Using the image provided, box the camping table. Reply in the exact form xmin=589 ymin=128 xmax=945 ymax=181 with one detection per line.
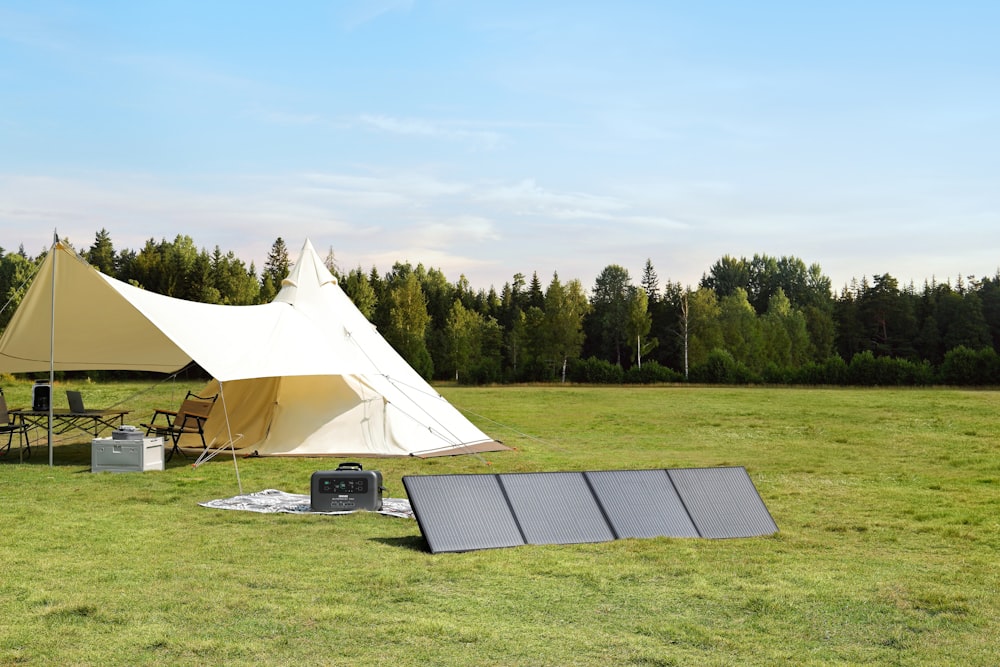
xmin=11 ymin=409 xmax=131 ymax=439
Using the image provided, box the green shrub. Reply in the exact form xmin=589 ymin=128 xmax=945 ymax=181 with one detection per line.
xmin=940 ymin=346 xmax=1000 ymax=385
xmin=689 ymin=349 xmax=759 ymax=384
xmin=761 ymin=362 xmax=790 ymax=384
xmin=623 ymin=360 xmax=683 ymax=384
xmin=821 ymin=355 xmax=850 ymax=384
xmin=567 ymin=357 xmax=625 ymax=383
xmin=459 ymin=358 xmax=503 ymax=385
xmin=847 ymin=350 xmax=934 ymax=386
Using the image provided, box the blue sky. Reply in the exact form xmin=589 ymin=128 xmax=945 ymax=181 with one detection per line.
xmin=2 ymin=1 xmax=998 ymax=293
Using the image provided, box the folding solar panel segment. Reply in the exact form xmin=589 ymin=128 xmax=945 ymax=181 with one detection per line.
xmin=498 ymin=472 xmax=615 ymax=545
xmin=667 ymin=467 xmax=778 ymax=538
xmin=402 ymin=474 xmax=525 ymax=553
xmin=584 ymin=469 xmax=700 ymax=539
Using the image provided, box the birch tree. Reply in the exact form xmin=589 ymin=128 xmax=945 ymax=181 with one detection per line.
xmin=625 ymin=286 xmax=655 ymax=367
xmin=543 ymin=273 xmax=589 ymax=381
xmin=385 ymin=272 xmax=433 ymax=379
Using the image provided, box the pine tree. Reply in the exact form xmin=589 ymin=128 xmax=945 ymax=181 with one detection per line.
xmin=85 ymin=228 xmax=116 ymax=275
xmin=527 ymin=271 xmax=544 ymax=310
xmin=641 ymin=258 xmax=659 ymax=303
xmin=263 ymin=237 xmax=290 ymax=288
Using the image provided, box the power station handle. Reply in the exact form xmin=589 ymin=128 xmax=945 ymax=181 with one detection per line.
xmin=336 ymin=462 xmax=363 ymax=471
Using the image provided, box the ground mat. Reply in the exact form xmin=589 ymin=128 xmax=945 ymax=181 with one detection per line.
xmin=200 ymin=489 xmax=414 ymax=518
xmin=403 ymin=467 xmax=777 ymax=553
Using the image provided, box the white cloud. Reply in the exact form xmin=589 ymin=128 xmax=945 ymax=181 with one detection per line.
xmin=417 ymin=216 xmax=499 ymax=245
xmin=358 ymin=114 xmax=503 ymax=149
xmin=475 ymin=179 xmax=624 ymax=212
xmin=361 ymin=245 xmax=501 ymax=280
xmin=3 ymin=162 xmax=998 ymax=296
xmin=302 ymin=171 xmax=468 ymax=200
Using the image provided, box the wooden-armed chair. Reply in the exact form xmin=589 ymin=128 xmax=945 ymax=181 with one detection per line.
xmin=141 ymin=391 xmax=218 ymax=462
xmin=0 ymin=388 xmax=30 ymax=461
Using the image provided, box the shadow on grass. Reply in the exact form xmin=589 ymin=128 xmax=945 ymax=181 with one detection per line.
xmin=0 ymin=442 xmax=194 ymax=470
xmin=371 ymin=535 xmax=430 ymax=553
xmin=1 ymin=442 xmax=90 ymax=467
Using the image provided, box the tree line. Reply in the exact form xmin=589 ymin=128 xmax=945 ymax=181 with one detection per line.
xmin=2 ymin=230 xmax=999 ymax=386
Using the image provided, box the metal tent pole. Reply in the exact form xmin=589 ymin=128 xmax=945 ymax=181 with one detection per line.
xmin=49 ymin=230 xmax=57 ymax=467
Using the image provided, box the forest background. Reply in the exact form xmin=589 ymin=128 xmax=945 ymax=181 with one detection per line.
xmin=2 ymin=229 xmax=999 ymax=386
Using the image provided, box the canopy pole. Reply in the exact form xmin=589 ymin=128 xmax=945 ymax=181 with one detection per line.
xmin=48 ymin=230 xmax=57 ymax=467
xmin=219 ymin=381 xmax=243 ymax=495
xmin=190 ymin=381 xmax=243 ymax=494
xmin=221 ymin=382 xmax=243 ymax=495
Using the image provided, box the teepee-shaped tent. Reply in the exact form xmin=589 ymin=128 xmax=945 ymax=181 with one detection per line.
xmin=0 ymin=239 xmax=505 ymax=458
xmin=198 ymin=241 xmax=504 ymax=457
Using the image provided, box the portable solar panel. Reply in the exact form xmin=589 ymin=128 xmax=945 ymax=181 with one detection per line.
xmin=498 ymin=472 xmax=615 ymax=545
xmin=402 ymin=474 xmax=525 ymax=553
xmin=667 ymin=466 xmax=778 ymax=538
xmin=403 ymin=467 xmax=777 ymax=553
xmin=584 ymin=469 xmax=700 ymax=539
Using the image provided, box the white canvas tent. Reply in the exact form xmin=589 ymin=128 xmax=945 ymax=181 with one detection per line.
xmin=0 ymin=238 xmax=505 ymax=459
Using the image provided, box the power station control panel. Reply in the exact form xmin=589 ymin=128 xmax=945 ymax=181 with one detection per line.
xmin=317 ymin=476 xmax=369 ymax=495
xmin=310 ymin=464 xmax=383 ymax=512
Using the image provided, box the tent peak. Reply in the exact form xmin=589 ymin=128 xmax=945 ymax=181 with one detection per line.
xmin=279 ymin=239 xmax=338 ymax=294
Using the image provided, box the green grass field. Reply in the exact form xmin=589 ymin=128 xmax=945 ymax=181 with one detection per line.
xmin=1 ymin=381 xmax=998 ymax=666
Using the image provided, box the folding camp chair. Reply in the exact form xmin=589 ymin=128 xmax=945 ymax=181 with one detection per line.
xmin=0 ymin=388 xmax=30 ymax=461
xmin=141 ymin=391 xmax=217 ymax=462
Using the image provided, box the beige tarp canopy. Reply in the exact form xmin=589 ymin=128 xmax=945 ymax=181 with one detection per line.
xmin=0 ymin=239 xmax=505 ymax=457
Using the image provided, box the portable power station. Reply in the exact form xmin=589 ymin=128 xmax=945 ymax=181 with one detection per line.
xmin=32 ymin=381 xmax=50 ymax=411
xmin=310 ymin=462 xmax=385 ymax=512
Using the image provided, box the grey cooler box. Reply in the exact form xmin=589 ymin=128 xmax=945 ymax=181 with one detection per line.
xmin=92 ymin=436 xmax=164 ymax=473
